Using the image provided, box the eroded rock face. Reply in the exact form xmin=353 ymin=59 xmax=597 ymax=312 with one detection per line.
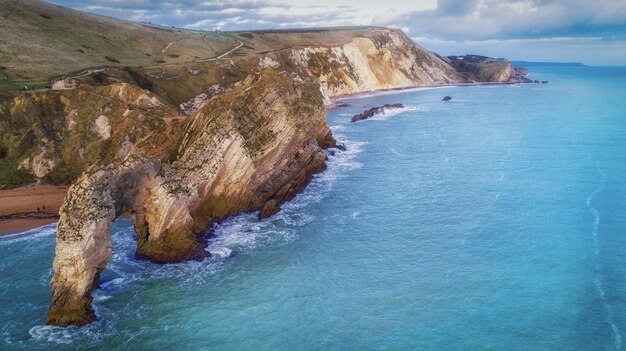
xmin=351 ymin=104 xmax=404 ymax=122
xmin=47 ymin=69 xmax=335 ymax=326
xmin=291 ymin=29 xmax=461 ymax=102
xmin=444 ymin=55 xmax=529 ymax=83
xmin=48 ymin=156 xmax=157 ymax=326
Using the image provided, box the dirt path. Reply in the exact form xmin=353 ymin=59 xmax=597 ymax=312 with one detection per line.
xmin=70 ymin=68 xmax=106 ymax=79
xmin=195 ymin=40 xmax=243 ymax=62
xmin=161 ymin=41 xmax=177 ymax=53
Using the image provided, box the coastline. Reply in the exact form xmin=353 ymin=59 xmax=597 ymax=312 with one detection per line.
xmin=0 ymin=184 xmax=67 ymax=236
xmin=326 ymin=81 xmax=518 ymax=108
xmin=1 ymin=82 xmax=520 ymax=237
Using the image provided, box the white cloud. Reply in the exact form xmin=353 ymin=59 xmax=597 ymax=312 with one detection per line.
xmin=48 ymin=0 xmax=626 ymax=64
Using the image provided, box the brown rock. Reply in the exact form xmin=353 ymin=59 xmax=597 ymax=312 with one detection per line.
xmin=351 ymin=104 xmax=404 ymax=122
xmin=46 ymin=69 xmax=335 ymax=326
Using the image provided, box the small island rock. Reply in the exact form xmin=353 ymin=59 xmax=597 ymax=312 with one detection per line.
xmin=351 ymin=104 xmax=404 ymax=122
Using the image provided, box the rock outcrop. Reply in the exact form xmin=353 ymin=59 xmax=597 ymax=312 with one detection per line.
xmin=291 ymin=29 xmax=461 ymax=103
xmin=46 ymin=69 xmax=335 ymax=326
xmin=351 ymin=104 xmax=404 ymax=122
xmin=445 ymin=55 xmax=527 ymax=83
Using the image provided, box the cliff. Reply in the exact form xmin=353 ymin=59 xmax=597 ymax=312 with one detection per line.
xmin=46 ymin=69 xmax=335 ymax=326
xmin=0 ymin=3 xmax=531 ymax=327
xmin=445 ymin=55 xmax=528 ymax=83
xmin=290 ymin=29 xmax=461 ymax=102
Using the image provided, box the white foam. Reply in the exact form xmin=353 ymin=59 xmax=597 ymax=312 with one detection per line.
xmin=93 ymin=295 xmax=113 ymax=302
xmin=586 ymin=160 xmax=622 ymax=350
xmin=370 ymin=106 xmax=418 ymax=121
xmin=0 ymin=223 xmax=56 ymax=245
xmin=205 ymin=129 xmax=365 ymax=260
xmin=29 ymin=325 xmax=74 ymax=344
xmin=211 ymin=247 xmax=233 ymax=258
xmin=100 ymin=277 xmax=124 ymax=288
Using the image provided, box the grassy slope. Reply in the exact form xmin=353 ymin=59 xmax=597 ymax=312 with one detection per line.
xmin=0 ymin=0 xmax=238 ymax=88
xmin=0 ymin=0 xmax=394 ymax=91
xmin=227 ymin=27 xmax=389 ymax=56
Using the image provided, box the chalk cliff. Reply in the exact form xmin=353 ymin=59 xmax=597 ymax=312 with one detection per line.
xmin=289 ymin=29 xmax=461 ymax=102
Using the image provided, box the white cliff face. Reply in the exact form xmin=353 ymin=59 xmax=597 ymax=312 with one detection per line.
xmin=18 ymin=143 xmax=58 ymax=178
xmin=93 ymin=115 xmax=111 ymax=140
xmin=291 ymin=29 xmax=462 ymax=101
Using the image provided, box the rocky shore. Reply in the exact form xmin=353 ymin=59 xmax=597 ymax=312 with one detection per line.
xmin=351 ymin=104 xmax=404 ymax=122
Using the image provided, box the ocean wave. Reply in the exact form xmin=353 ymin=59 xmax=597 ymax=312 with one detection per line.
xmin=29 ymin=325 xmax=76 ymax=345
xmin=0 ymin=224 xmax=57 ymax=246
xmin=205 ymin=129 xmax=365 ymax=262
xmin=370 ymin=106 xmax=418 ymax=121
xmin=586 ymin=161 xmax=622 ymax=350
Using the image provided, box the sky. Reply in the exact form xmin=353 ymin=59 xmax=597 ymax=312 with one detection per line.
xmin=47 ymin=0 xmax=626 ymax=65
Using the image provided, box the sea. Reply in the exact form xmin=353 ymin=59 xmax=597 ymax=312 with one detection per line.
xmin=1 ymin=65 xmax=626 ymax=350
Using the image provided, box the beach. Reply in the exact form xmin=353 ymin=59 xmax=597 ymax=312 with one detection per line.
xmin=0 ymin=184 xmax=67 ymax=236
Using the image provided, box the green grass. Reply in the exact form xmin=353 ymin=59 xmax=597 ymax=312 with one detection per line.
xmin=0 ymin=0 xmax=238 ymax=86
xmin=0 ymin=80 xmax=52 ymax=93
xmin=0 ymin=157 xmax=36 ymax=189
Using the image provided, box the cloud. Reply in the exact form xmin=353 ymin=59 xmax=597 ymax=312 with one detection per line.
xmin=50 ymin=0 xmax=361 ymax=30
xmin=46 ymin=0 xmax=626 ymax=64
xmin=372 ymin=0 xmax=626 ymax=41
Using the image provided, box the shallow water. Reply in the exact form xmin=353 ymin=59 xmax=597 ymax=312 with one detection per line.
xmin=2 ymin=66 xmax=626 ymax=350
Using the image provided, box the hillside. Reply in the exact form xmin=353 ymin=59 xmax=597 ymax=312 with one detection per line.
xmin=0 ymin=0 xmax=238 ymax=89
xmin=0 ymin=0 xmax=433 ymax=91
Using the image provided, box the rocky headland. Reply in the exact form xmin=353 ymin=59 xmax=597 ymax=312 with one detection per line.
xmin=0 ymin=0 xmax=534 ymax=327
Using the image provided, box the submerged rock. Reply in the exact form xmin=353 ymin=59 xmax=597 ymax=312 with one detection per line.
xmin=351 ymin=104 xmax=404 ymax=122
xmin=442 ymin=96 xmax=452 ymax=101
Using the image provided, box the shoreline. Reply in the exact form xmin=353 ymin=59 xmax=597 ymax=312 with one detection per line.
xmin=1 ymin=82 xmax=520 ymax=237
xmin=326 ymin=81 xmax=518 ymax=108
xmin=0 ymin=184 xmax=68 ymax=236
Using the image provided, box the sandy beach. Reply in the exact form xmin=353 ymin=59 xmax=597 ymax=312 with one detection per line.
xmin=0 ymin=184 xmax=68 ymax=236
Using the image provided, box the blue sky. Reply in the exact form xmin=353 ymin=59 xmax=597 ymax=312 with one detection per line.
xmin=48 ymin=0 xmax=626 ymax=65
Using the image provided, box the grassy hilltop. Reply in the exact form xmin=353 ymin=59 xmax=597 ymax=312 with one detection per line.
xmin=0 ymin=0 xmax=389 ymax=91
xmin=0 ymin=0 xmax=238 ymax=90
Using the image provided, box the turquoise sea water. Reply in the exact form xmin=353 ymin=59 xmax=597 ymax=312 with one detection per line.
xmin=2 ymin=66 xmax=626 ymax=350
